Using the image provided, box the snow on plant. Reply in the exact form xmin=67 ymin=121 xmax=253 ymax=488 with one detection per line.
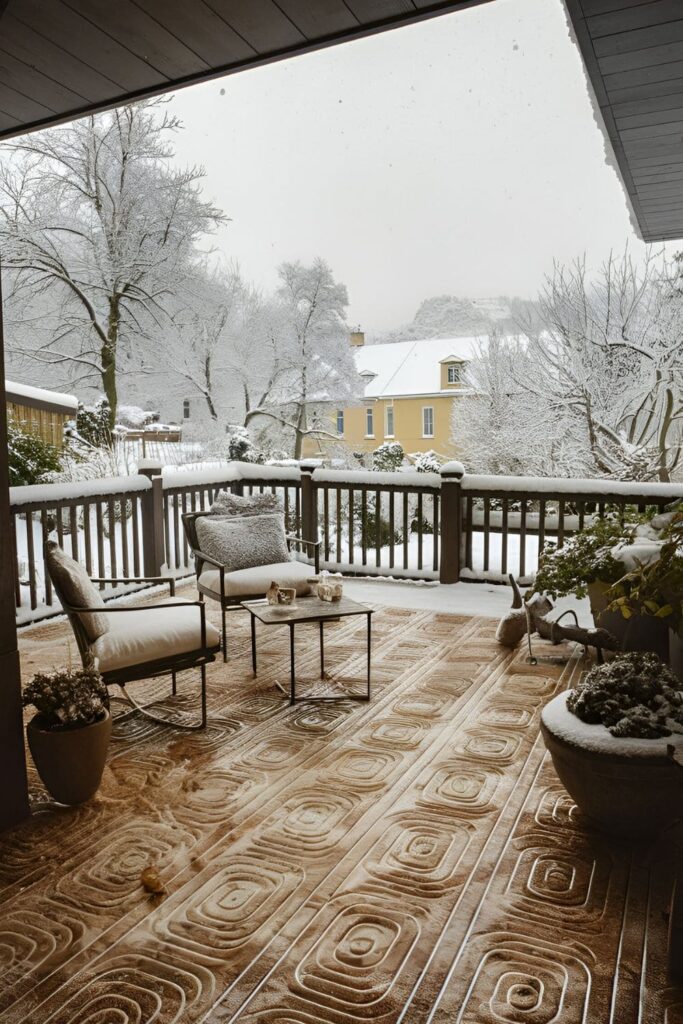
xmin=372 ymin=442 xmax=404 ymax=472
xmin=8 ymin=420 xmax=63 ymax=486
xmin=412 ymin=450 xmax=441 ymax=473
xmin=567 ymin=653 xmax=683 ymax=739
xmin=23 ymin=665 xmax=109 ymax=730
xmin=607 ymin=506 xmax=683 ymax=630
xmin=533 ymin=513 xmax=630 ymax=599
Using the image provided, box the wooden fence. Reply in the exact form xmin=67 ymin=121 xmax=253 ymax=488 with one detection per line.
xmin=10 ymin=460 xmax=683 ymax=624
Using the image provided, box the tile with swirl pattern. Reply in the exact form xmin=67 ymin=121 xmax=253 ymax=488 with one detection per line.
xmin=2 ymin=589 xmax=679 ymax=1024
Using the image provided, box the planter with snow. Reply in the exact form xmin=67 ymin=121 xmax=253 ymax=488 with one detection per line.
xmin=540 ymin=653 xmax=683 ymax=836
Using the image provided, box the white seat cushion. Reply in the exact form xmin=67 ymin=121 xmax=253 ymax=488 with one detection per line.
xmin=89 ymin=597 xmax=220 ymax=673
xmin=198 ymin=561 xmax=313 ymax=600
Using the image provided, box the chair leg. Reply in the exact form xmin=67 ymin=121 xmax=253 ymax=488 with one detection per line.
xmin=171 ymin=671 xmax=177 ymax=696
xmin=114 ymin=677 xmax=207 ymax=732
xmin=222 ymin=606 xmax=227 ymax=662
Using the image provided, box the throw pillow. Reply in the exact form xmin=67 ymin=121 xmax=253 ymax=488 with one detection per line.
xmin=195 ymin=513 xmax=290 ymax=572
xmin=45 ymin=541 xmax=109 ymax=642
xmin=210 ymin=490 xmax=282 ymax=517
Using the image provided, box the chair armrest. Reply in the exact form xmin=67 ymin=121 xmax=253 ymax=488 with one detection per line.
xmin=286 ymin=534 xmax=320 ymax=573
xmin=90 ymin=576 xmax=176 ymax=596
xmin=191 ymin=548 xmax=225 ymax=571
xmin=65 ymin=599 xmax=212 ymax=652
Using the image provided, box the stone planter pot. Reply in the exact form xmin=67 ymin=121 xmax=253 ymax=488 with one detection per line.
xmin=27 ymin=709 xmax=111 ymax=805
xmin=541 ymin=692 xmax=683 ymax=836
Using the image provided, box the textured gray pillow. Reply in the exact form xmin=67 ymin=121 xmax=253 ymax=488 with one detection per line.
xmin=195 ymin=513 xmax=290 ymax=572
xmin=210 ymin=490 xmax=281 ymax=517
xmin=45 ymin=541 xmax=109 ymax=642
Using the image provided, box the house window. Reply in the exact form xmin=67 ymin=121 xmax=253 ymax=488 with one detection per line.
xmin=365 ymin=407 xmax=374 ymax=437
xmin=183 ymin=399 xmax=190 ymax=420
xmin=447 ymin=363 xmax=462 ymax=384
xmin=336 ymin=409 xmax=344 ymax=435
xmin=422 ymin=406 xmax=434 ymax=438
xmin=385 ymin=405 xmax=394 ymax=437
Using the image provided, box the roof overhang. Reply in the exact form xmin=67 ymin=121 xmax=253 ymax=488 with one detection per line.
xmin=563 ymin=0 xmax=683 ymax=243
xmin=0 ymin=0 xmax=493 ymax=142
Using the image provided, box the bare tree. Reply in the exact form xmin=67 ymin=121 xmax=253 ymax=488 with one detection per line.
xmin=0 ymin=100 xmax=225 ymax=425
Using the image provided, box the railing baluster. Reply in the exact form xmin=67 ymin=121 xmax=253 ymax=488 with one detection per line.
xmin=403 ymin=492 xmax=409 ymax=570
xmin=163 ymin=493 xmax=171 ymax=571
xmin=538 ymin=499 xmax=546 ymax=562
xmin=361 ymin=489 xmax=368 ymax=566
xmin=181 ymin=491 xmax=189 ymax=568
xmin=501 ymin=498 xmax=508 ymax=576
xmin=96 ymin=502 xmax=105 ymax=588
xmin=417 ymin=493 xmax=423 ymax=571
xmin=579 ymin=500 xmax=585 ymax=531
xmin=40 ymin=509 xmax=52 ymax=606
xmin=132 ymin=497 xmax=140 ymax=577
xmin=389 ymin=490 xmax=395 ymax=570
xmin=336 ymin=488 xmax=342 ymax=565
xmin=12 ymin=514 xmax=21 ymax=608
xmin=173 ymin=493 xmax=181 ymax=570
xmin=557 ymin=499 xmax=565 ymax=548
xmin=25 ymin=511 xmax=37 ymax=610
xmin=107 ymin=497 xmax=117 ymax=583
xmin=465 ymin=497 xmax=473 ymax=570
xmin=348 ymin=489 xmax=354 ymax=565
xmin=520 ymin=496 xmax=527 ymax=578
xmin=433 ymin=492 xmax=439 ymax=572
xmin=295 ymin=487 xmax=301 ymax=537
xmin=120 ymin=498 xmax=130 ymax=578
xmin=83 ymin=502 xmax=92 ymax=577
xmin=69 ymin=505 xmax=79 ymax=561
xmin=375 ymin=489 xmax=381 ymax=568
xmin=483 ymin=497 xmax=490 ymax=572
xmin=323 ymin=487 xmax=330 ymax=562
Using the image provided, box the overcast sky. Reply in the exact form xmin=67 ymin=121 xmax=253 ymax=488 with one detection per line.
xmin=168 ymin=0 xmax=658 ymax=333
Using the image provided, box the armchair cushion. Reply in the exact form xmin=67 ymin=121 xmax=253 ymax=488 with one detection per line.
xmin=196 ymin=512 xmax=289 ymax=573
xmin=210 ymin=490 xmax=281 ymax=517
xmin=45 ymin=541 xmax=109 ymax=642
xmin=89 ymin=597 xmax=219 ymax=673
xmin=198 ymin=560 xmax=312 ymax=600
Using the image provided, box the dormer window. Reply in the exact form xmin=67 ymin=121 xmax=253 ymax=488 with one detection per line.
xmin=447 ymin=363 xmax=462 ymax=384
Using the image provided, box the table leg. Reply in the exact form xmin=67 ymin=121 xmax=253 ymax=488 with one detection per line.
xmin=250 ymin=613 xmax=257 ymax=675
xmin=320 ymin=619 xmax=325 ymax=678
xmin=290 ymin=623 xmax=296 ymax=705
xmin=366 ymin=612 xmax=372 ymax=700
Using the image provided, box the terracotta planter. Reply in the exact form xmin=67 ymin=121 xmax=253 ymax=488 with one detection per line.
xmin=541 ymin=692 xmax=683 ymax=836
xmin=27 ymin=710 xmax=111 ymax=805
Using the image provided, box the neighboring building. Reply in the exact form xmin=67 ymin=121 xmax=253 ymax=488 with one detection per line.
xmin=303 ymin=333 xmax=477 ymax=459
xmin=6 ymin=380 xmax=78 ymax=447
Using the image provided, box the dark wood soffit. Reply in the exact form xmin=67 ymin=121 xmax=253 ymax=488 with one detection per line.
xmin=0 ymin=0 xmax=494 ymax=142
xmin=565 ymin=0 xmax=683 ymax=243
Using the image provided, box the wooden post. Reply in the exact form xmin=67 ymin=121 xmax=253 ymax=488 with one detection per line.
xmin=0 ymin=259 xmax=30 ymax=831
xmin=439 ymin=461 xmax=465 ymax=584
xmin=139 ymin=462 xmax=165 ymax=576
xmin=300 ymin=462 xmax=318 ymax=562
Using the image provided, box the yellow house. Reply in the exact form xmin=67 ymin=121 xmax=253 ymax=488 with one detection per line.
xmin=304 ymin=333 xmax=476 ymax=460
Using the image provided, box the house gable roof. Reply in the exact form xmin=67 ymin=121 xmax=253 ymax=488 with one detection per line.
xmin=354 ymin=336 xmax=478 ymax=399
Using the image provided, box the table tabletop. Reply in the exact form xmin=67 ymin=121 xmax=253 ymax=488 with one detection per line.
xmin=241 ymin=594 xmax=372 ymax=625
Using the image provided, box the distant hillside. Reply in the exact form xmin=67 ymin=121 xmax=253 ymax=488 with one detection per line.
xmin=373 ymin=295 xmax=542 ymax=342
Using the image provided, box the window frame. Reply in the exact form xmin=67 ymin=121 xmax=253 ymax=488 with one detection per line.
xmin=422 ymin=405 xmax=434 ymax=438
xmin=336 ymin=409 xmax=344 ymax=436
xmin=447 ymin=363 xmax=462 ymax=384
xmin=365 ymin=406 xmax=375 ymax=438
xmin=183 ymin=399 xmax=191 ymax=420
xmin=385 ymin=404 xmax=394 ymax=438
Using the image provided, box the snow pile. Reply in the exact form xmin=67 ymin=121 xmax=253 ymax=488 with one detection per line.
xmin=313 ymin=467 xmax=440 ymax=488
xmin=6 ymin=379 xmax=78 ymax=412
xmin=10 ymin=474 xmax=151 ymax=506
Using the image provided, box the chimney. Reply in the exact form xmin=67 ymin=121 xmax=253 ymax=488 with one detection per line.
xmin=350 ymin=330 xmax=365 ymax=347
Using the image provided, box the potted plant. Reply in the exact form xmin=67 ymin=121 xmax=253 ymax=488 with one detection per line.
xmin=605 ymin=509 xmax=683 ymax=665
xmin=541 ymin=652 xmax=683 ymax=835
xmin=23 ymin=663 xmax=111 ymax=805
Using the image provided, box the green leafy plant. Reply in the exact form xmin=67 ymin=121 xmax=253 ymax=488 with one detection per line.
xmin=567 ymin=652 xmax=683 ymax=738
xmin=607 ymin=531 xmax=683 ymax=631
xmin=372 ymin=442 xmax=404 ymax=472
xmin=533 ymin=514 xmax=629 ymax=599
xmin=23 ymin=666 xmax=109 ymax=730
xmin=8 ymin=421 xmax=63 ymax=486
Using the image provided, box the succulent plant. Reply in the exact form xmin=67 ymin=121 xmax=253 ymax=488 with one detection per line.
xmin=23 ymin=666 xmax=109 ymax=730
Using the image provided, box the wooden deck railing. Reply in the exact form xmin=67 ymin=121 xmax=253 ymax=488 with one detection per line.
xmin=11 ymin=459 xmax=683 ymax=623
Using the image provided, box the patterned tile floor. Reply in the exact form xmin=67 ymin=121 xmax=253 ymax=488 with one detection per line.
xmin=2 ymin=592 xmax=681 ymax=1023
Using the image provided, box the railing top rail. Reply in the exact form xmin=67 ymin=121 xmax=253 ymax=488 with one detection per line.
xmin=161 ymin=462 xmax=302 ymax=491
xmin=312 ymin=468 xmax=441 ymax=490
xmin=10 ymin=473 xmax=151 ymax=509
xmin=461 ymin=473 xmax=683 ymax=501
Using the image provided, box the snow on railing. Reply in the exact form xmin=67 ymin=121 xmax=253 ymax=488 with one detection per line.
xmin=10 ymin=460 xmax=683 ymax=624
